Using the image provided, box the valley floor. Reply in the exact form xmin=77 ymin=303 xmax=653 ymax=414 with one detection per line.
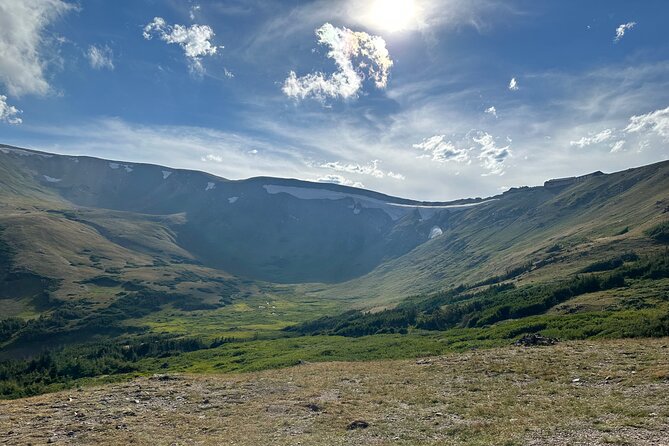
xmin=1 ymin=338 xmax=668 ymax=445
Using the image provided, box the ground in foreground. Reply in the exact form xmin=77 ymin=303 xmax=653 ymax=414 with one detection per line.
xmin=1 ymin=338 xmax=668 ymax=446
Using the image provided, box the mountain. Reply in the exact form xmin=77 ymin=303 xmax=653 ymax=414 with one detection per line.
xmin=1 ymin=143 xmax=668 ymax=398
xmin=0 ymin=144 xmax=484 ymax=285
xmin=1 ymin=143 xmax=668 ymax=307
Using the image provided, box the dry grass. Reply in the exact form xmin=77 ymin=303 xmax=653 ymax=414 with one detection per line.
xmin=2 ymin=338 xmax=668 ymax=445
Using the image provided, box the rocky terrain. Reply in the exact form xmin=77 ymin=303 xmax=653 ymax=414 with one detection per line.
xmin=2 ymin=338 xmax=668 ymax=445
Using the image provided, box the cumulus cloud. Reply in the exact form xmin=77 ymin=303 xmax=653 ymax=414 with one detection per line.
xmin=570 ymin=129 xmax=613 ymax=148
xmin=0 ymin=0 xmax=75 ymax=96
xmin=508 ymin=77 xmax=519 ymax=91
xmin=317 ymin=174 xmax=364 ymax=188
xmin=143 ymin=17 xmax=220 ymax=74
xmin=0 ymin=94 xmax=22 ymax=124
xmin=624 ymin=106 xmax=669 ymax=140
xmin=569 ymin=105 xmax=669 ymax=155
xmin=485 ymin=106 xmax=497 ymax=117
xmin=282 ymin=23 xmax=393 ymax=101
xmin=614 ymin=22 xmax=636 ymax=42
xmin=471 ymin=131 xmax=511 ymax=175
xmin=413 ymin=135 xmax=469 ymax=163
xmin=87 ymin=45 xmax=114 ymax=70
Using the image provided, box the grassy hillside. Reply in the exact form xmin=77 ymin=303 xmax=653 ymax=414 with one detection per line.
xmin=313 ymin=161 xmax=669 ymax=306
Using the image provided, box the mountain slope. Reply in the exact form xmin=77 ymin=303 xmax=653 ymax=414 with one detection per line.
xmin=0 ymin=144 xmax=483 ymax=284
xmin=1 ymin=143 xmax=667 ymax=305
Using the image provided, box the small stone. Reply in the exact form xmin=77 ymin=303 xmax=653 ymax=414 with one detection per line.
xmin=347 ymin=420 xmax=369 ymax=430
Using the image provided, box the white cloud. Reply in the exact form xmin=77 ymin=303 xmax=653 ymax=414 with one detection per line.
xmin=189 ymin=4 xmax=201 ymax=21
xmin=570 ymin=128 xmax=613 ymax=148
xmin=614 ymin=22 xmax=636 ymax=43
xmin=87 ymin=45 xmax=114 ymax=70
xmin=609 ymin=140 xmax=625 ymax=153
xmin=413 ymin=135 xmax=469 ymax=163
xmin=319 ymin=159 xmax=404 ymax=180
xmin=317 ymin=174 xmax=365 ymax=188
xmin=508 ymin=77 xmax=519 ymax=91
xmin=624 ymin=106 xmax=669 ymax=140
xmin=320 ymin=160 xmax=383 ymax=178
xmin=0 ymin=94 xmax=22 ymax=124
xmin=0 ymin=0 xmax=75 ymax=96
xmin=485 ymin=106 xmax=497 ymax=117
xmin=224 ymin=68 xmax=235 ymax=78
xmin=471 ymin=131 xmax=511 ymax=175
xmin=143 ymin=17 xmax=221 ymax=75
xmin=387 ymin=171 xmax=405 ymax=180
xmin=282 ymin=23 xmax=393 ymax=101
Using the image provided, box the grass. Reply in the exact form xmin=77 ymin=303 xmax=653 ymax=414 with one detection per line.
xmin=2 ymin=338 xmax=668 ymax=445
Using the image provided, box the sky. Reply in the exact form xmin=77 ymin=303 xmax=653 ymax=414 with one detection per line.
xmin=0 ymin=0 xmax=668 ymax=201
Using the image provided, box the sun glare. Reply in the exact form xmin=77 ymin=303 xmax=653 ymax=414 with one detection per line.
xmin=369 ymin=0 xmax=416 ymax=32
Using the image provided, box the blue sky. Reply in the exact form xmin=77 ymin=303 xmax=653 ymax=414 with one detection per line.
xmin=0 ymin=0 xmax=668 ymax=200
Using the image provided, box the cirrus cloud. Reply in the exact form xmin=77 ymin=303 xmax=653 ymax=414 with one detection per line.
xmin=87 ymin=44 xmax=114 ymax=70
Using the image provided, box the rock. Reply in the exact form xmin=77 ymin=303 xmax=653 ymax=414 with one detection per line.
xmin=150 ymin=374 xmax=175 ymax=381
xmin=347 ymin=420 xmax=369 ymax=430
xmin=514 ymin=333 xmax=558 ymax=347
xmin=305 ymin=403 xmax=322 ymax=412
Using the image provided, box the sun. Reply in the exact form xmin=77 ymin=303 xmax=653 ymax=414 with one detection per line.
xmin=368 ymin=0 xmax=417 ymax=32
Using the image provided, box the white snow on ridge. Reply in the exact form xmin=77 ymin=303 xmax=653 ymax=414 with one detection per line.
xmin=43 ymin=175 xmax=62 ymax=183
xmin=109 ymin=162 xmax=133 ymax=172
xmin=162 ymin=170 xmax=172 ymax=179
xmin=429 ymin=226 xmax=443 ymax=239
xmin=263 ymin=184 xmax=492 ymax=221
xmin=228 ymin=196 xmax=239 ymax=204
xmin=0 ymin=147 xmax=52 ymax=158
xmin=205 ymin=182 xmax=216 ymax=191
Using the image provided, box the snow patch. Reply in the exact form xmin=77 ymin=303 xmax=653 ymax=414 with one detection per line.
xmin=110 ymin=162 xmax=133 ymax=172
xmin=43 ymin=175 xmax=62 ymax=183
xmin=0 ymin=147 xmax=52 ymax=158
xmin=205 ymin=182 xmax=216 ymax=191
xmin=162 ymin=170 xmax=172 ymax=179
xmin=263 ymin=185 xmax=492 ymax=221
xmin=228 ymin=196 xmax=239 ymax=204
xmin=429 ymin=226 xmax=443 ymax=239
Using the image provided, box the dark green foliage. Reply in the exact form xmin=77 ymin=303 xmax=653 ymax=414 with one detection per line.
xmin=0 ymin=335 xmax=240 ymax=399
xmin=581 ymin=253 xmax=639 ymax=273
xmin=289 ymin=252 xmax=669 ymax=337
xmin=646 ymin=221 xmax=669 ymax=243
